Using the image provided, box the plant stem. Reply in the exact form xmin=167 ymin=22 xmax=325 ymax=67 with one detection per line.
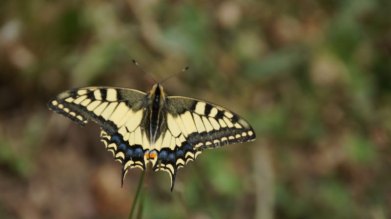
xmin=128 ymin=171 xmax=145 ymax=219
xmin=136 ymin=191 xmax=145 ymax=219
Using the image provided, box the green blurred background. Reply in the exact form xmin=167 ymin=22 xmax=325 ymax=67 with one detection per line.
xmin=1 ymin=0 xmax=391 ymax=218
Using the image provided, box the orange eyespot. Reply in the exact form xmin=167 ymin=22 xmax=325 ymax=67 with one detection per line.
xmin=145 ymin=150 xmax=157 ymax=159
xmin=149 ymin=152 xmax=157 ymax=159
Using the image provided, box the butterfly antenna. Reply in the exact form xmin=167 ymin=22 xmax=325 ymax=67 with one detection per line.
xmin=159 ymin=66 xmax=189 ymax=85
xmin=131 ymin=59 xmax=157 ymax=83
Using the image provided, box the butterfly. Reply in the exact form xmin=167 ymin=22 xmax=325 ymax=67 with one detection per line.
xmin=48 ymin=83 xmax=256 ymax=190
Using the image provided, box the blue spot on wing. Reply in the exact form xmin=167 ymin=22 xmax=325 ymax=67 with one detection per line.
xmin=176 ymin=149 xmax=184 ymax=158
xmin=168 ymin=152 xmax=175 ymax=162
xmin=158 ymin=150 xmax=168 ymax=161
xmin=111 ymin=134 xmax=122 ymax=144
xmin=119 ymin=143 xmax=127 ymax=151
xmin=182 ymin=142 xmax=192 ymax=152
xmin=126 ymin=148 xmax=133 ymax=158
xmin=134 ymin=148 xmax=143 ymax=158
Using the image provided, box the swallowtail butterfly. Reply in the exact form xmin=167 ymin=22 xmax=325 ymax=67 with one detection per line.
xmin=48 ymin=83 xmax=256 ymax=190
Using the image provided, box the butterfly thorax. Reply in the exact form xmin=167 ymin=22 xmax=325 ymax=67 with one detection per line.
xmin=147 ymin=84 xmax=167 ymax=144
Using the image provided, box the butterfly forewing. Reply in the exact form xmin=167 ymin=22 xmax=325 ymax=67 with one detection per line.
xmin=166 ymin=96 xmax=256 ymax=148
xmin=48 ymin=87 xmax=146 ymax=126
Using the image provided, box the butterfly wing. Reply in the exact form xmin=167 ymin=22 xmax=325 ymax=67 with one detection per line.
xmin=152 ymin=96 xmax=256 ymax=190
xmin=48 ymin=87 xmax=151 ymax=185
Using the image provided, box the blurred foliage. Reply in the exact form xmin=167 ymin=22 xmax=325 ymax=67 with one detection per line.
xmin=0 ymin=0 xmax=391 ymax=218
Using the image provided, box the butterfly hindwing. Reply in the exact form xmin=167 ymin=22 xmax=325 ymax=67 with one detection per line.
xmin=100 ymin=129 xmax=150 ymax=186
xmin=151 ymin=96 xmax=256 ymax=190
xmin=151 ymin=131 xmax=196 ymax=190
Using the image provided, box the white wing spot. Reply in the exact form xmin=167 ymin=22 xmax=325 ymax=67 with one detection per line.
xmin=176 ymin=159 xmax=185 ymax=166
xmin=77 ymin=90 xmax=87 ymax=95
xmin=94 ymin=90 xmax=102 ymax=100
xmin=209 ymin=107 xmax=218 ymax=117
xmin=234 ymin=123 xmax=242 ymax=129
xmin=195 ymin=102 xmax=206 ymax=115
xmin=124 ymin=160 xmax=135 ymax=170
xmin=224 ymin=112 xmax=234 ymax=118
xmin=115 ymin=152 xmax=125 ymax=160
xmin=106 ymin=89 xmax=117 ymax=101
xmin=195 ymin=151 xmax=202 ymax=158
xmin=195 ymin=143 xmax=203 ymax=148
xmin=77 ymin=115 xmax=84 ymax=121
xmin=185 ymin=151 xmax=194 ymax=159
